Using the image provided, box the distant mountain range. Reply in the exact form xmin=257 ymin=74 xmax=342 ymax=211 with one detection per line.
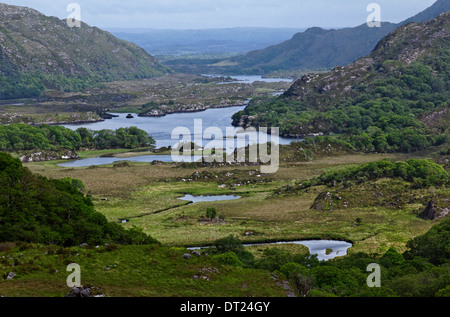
xmin=0 ymin=3 xmax=169 ymax=99
xmin=108 ymin=28 xmax=306 ymax=56
xmin=218 ymin=0 xmax=450 ymax=75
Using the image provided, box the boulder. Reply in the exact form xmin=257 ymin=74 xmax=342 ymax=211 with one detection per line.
xmin=65 ymin=286 xmax=104 ymax=297
xmin=419 ymin=200 xmax=436 ymax=220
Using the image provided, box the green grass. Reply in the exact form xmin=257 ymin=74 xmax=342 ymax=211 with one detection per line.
xmin=0 ymin=243 xmax=287 ymax=297
xmin=25 ymin=151 xmax=445 ymax=254
xmin=12 ymin=148 xmax=448 ymax=297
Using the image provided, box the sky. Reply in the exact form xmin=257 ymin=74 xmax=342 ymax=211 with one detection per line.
xmin=1 ymin=0 xmax=437 ymax=29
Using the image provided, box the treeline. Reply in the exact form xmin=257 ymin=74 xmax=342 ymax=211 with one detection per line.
xmin=210 ymin=218 xmax=450 ymax=297
xmin=0 ymin=73 xmax=104 ymax=100
xmin=0 ymin=124 xmax=155 ymax=152
xmin=312 ymin=159 xmax=449 ymax=188
xmin=233 ymin=56 xmax=450 ymax=153
xmin=0 ymin=153 xmax=159 ymax=246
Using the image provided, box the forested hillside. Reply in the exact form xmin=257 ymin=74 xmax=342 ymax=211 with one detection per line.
xmin=0 ymin=153 xmax=159 ymax=246
xmin=232 ymin=12 xmax=450 ymax=153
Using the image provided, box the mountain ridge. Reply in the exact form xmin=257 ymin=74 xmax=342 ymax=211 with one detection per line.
xmin=232 ymin=12 xmax=449 ymax=153
xmin=220 ymin=0 xmax=450 ymax=75
xmin=0 ymin=3 xmax=169 ymax=99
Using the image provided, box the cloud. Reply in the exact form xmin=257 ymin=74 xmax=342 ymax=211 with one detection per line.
xmin=1 ymin=0 xmax=437 ymax=29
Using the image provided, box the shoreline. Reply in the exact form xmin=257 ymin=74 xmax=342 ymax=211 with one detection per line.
xmin=138 ymin=103 xmax=248 ymax=118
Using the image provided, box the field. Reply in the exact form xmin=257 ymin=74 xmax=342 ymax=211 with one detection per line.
xmin=0 ymin=141 xmax=446 ymax=298
xmin=25 ymin=148 xmax=442 ymax=254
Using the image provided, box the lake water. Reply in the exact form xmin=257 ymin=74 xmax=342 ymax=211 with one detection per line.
xmin=178 ymin=194 xmax=241 ymax=203
xmin=60 ymin=104 xmax=302 ymax=167
xmin=58 ymin=154 xmax=203 ymax=168
xmin=203 ymin=74 xmax=294 ymax=85
xmin=190 ymin=240 xmax=352 ymax=261
xmin=251 ymin=240 xmax=353 ymax=261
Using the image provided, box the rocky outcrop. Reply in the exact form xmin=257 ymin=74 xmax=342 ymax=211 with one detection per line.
xmin=65 ymin=286 xmax=105 ymax=297
xmin=139 ymin=99 xmax=247 ymax=117
xmin=19 ymin=150 xmax=79 ymax=163
xmin=419 ymin=200 xmax=450 ymax=220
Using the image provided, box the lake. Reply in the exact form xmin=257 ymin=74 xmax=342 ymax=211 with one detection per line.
xmin=190 ymin=240 xmax=353 ymax=261
xmin=60 ymin=103 xmax=302 ymax=167
xmin=202 ymin=74 xmax=294 ymax=84
xmin=178 ymin=194 xmax=241 ymax=203
xmin=58 ymin=154 xmax=203 ymax=168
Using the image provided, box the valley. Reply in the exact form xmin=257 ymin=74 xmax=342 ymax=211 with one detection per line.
xmin=0 ymin=1 xmax=449 ymax=300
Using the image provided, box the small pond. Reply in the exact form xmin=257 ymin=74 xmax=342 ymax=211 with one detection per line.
xmin=178 ymin=194 xmax=241 ymax=203
xmin=189 ymin=240 xmax=352 ymax=261
xmin=246 ymin=240 xmax=353 ymax=261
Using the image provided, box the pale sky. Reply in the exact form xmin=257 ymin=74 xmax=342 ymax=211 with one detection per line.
xmin=1 ymin=0 xmax=437 ymax=29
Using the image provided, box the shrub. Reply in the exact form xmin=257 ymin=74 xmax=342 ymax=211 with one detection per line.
xmin=212 ymin=251 xmax=243 ymax=266
xmin=205 ymin=207 xmax=217 ymax=219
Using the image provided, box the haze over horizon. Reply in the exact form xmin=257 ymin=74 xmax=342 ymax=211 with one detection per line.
xmin=0 ymin=0 xmax=437 ymax=30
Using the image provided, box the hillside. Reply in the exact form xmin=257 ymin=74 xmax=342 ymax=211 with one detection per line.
xmin=232 ymin=12 xmax=450 ymax=153
xmin=0 ymin=3 xmax=169 ymax=99
xmin=218 ymin=0 xmax=450 ymax=75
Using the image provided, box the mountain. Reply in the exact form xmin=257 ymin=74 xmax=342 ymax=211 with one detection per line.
xmin=220 ymin=0 xmax=450 ymax=75
xmin=0 ymin=3 xmax=169 ymax=99
xmin=232 ymin=12 xmax=450 ymax=153
xmin=222 ymin=23 xmax=398 ymax=74
xmin=109 ymin=28 xmax=305 ymax=56
xmin=401 ymin=0 xmax=450 ymax=24
xmin=283 ymin=11 xmax=450 ymax=106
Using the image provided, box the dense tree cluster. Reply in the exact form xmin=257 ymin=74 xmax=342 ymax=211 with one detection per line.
xmin=0 ymin=124 xmax=155 ymax=152
xmin=0 ymin=74 xmax=105 ymax=100
xmin=313 ymin=159 xmax=450 ymax=188
xmin=0 ymin=153 xmax=159 ymax=246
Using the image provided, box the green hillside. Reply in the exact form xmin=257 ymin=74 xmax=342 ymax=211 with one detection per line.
xmin=219 ymin=0 xmax=450 ymax=75
xmin=232 ymin=12 xmax=450 ymax=153
xmin=0 ymin=3 xmax=169 ymax=99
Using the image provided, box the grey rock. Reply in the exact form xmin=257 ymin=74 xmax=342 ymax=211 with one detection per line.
xmin=65 ymin=286 xmax=104 ymax=298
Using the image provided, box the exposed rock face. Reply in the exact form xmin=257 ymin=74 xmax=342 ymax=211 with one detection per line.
xmin=420 ymin=200 xmax=437 ymax=220
xmin=65 ymin=286 xmax=105 ymax=297
xmin=419 ymin=200 xmax=450 ymax=220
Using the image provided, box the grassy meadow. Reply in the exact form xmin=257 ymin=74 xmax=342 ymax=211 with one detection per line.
xmin=1 ymin=143 xmax=446 ymax=297
xmin=25 ymin=148 xmax=441 ymax=254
